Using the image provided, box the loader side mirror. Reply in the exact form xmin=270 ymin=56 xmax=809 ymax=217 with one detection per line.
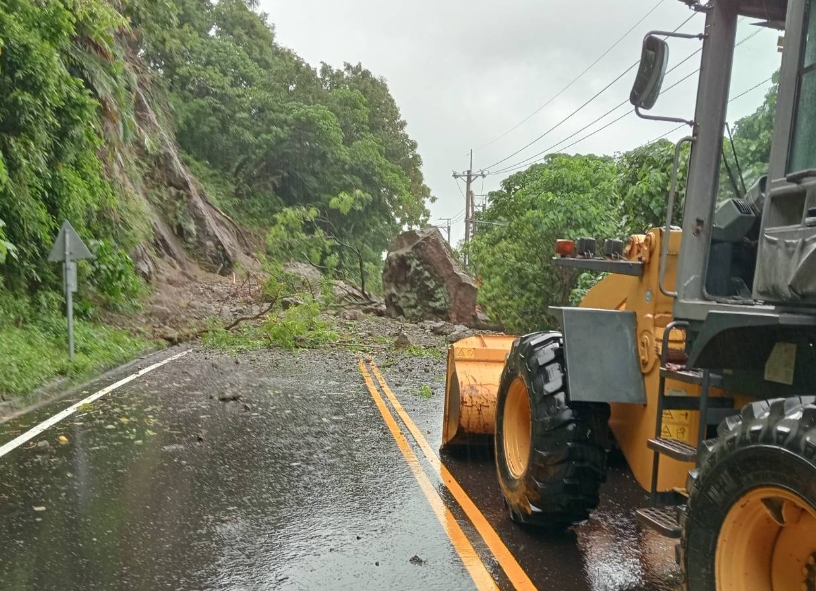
xmin=630 ymin=36 xmax=669 ymax=110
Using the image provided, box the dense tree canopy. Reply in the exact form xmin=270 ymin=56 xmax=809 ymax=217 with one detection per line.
xmin=468 ymin=154 xmax=619 ymax=332
xmin=0 ymin=0 xmax=433 ymax=314
xmin=130 ymin=0 xmax=432 ymax=286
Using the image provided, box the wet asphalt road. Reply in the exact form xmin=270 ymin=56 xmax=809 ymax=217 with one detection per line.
xmin=0 ymin=346 xmax=679 ymax=591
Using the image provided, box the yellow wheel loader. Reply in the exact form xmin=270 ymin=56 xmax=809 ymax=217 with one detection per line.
xmin=442 ymin=1 xmax=816 ymax=588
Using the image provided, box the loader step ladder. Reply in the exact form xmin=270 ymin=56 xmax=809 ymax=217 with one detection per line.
xmin=635 ymin=320 xmax=732 ymax=539
xmin=635 ymin=506 xmax=683 ymax=538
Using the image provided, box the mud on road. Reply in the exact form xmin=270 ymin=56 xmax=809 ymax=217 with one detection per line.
xmin=0 ymin=329 xmax=679 ymax=591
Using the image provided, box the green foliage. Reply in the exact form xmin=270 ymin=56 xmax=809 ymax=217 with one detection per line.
xmin=0 ymin=313 xmax=153 ymax=397
xmin=414 ymin=385 xmax=433 ymax=399
xmin=469 ymin=154 xmax=619 ymax=332
xmin=86 ymin=239 xmax=144 ymax=310
xmin=0 ymin=219 xmax=16 ymax=264
xmin=403 ymin=345 xmax=444 ymax=360
xmin=129 ymin=0 xmax=432 ymax=288
xmin=570 ymin=272 xmax=607 ymax=306
xmin=2 ymin=0 xmax=429 ymax=328
xmin=730 ymin=74 xmax=779 ymax=188
xmin=616 ymin=140 xmax=689 ymax=235
xmin=263 ymin=298 xmax=337 ymax=350
xmin=200 ymin=322 xmax=268 ymax=353
xmin=202 ymin=298 xmax=338 ymax=352
xmin=202 ymin=260 xmax=337 ymax=352
xmin=266 ymin=207 xmax=331 ymax=266
xmin=0 ymin=0 xmax=146 ymax=328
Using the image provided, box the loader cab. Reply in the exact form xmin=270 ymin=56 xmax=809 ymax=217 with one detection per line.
xmin=630 ymin=0 xmax=816 ymax=376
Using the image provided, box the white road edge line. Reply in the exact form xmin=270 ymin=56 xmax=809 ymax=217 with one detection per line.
xmin=0 ymin=349 xmax=191 ymax=459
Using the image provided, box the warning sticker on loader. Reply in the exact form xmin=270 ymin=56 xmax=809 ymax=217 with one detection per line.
xmin=662 ymin=410 xmax=691 ymax=424
xmin=662 ymin=423 xmax=691 ymax=444
xmin=662 ymin=409 xmax=693 ymax=445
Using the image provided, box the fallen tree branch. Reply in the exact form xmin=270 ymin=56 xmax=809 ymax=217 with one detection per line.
xmin=192 ymin=298 xmax=278 ymax=339
xmin=222 ymin=301 xmax=277 ymax=331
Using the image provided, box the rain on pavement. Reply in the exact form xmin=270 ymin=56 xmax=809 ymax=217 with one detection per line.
xmin=0 ymin=346 xmax=678 ymax=591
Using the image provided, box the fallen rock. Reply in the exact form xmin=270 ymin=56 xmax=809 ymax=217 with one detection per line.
xmin=146 ymin=304 xmax=173 ymax=324
xmin=382 ymin=227 xmax=478 ymax=325
xmin=409 ymin=555 xmax=426 ymax=566
xmin=281 ymin=297 xmax=304 ymax=310
xmin=474 ymin=310 xmax=493 ymax=329
xmin=430 ymin=321 xmax=455 ymax=336
xmin=394 ymin=332 xmax=413 ymax=349
xmin=156 ymin=326 xmax=180 ymax=344
xmin=446 ymin=325 xmax=475 ymax=343
xmin=283 ymin=262 xmax=322 ymax=285
xmin=340 ymin=309 xmax=365 ymax=322
xmin=131 ymin=243 xmax=156 ymax=283
xmin=363 ymin=303 xmax=386 ymax=317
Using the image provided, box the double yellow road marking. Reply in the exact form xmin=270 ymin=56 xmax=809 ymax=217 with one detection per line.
xmin=359 ymin=358 xmax=538 ymax=591
xmin=358 ymin=360 xmax=497 ymax=590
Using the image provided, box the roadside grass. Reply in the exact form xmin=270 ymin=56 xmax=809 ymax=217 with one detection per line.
xmin=201 ymin=299 xmax=339 ymax=353
xmin=414 ymin=385 xmax=433 ymax=399
xmin=0 ymin=316 xmax=156 ymax=398
xmin=201 ymin=322 xmax=268 ymax=352
xmin=403 ymin=345 xmax=445 ymax=360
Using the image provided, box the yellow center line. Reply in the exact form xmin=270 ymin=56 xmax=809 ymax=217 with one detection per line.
xmin=357 ymin=359 xmax=499 ymax=591
xmin=366 ymin=358 xmax=539 ymax=591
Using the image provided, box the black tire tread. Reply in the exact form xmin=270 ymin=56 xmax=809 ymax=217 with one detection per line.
xmin=678 ymin=396 xmax=816 ymax=590
xmin=496 ymin=332 xmax=610 ymax=527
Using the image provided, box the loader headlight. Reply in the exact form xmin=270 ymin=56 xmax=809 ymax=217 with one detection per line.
xmin=555 ymin=239 xmax=575 ymax=257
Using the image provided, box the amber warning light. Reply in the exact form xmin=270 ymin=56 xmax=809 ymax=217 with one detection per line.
xmin=555 ymin=239 xmax=575 ymax=257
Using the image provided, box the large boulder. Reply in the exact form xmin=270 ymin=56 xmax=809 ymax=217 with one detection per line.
xmin=382 ymin=227 xmax=479 ymax=325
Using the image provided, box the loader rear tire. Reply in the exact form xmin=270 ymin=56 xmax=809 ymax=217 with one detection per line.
xmin=679 ymin=397 xmax=816 ymax=591
xmin=495 ymin=332 xmax=610 ymax=528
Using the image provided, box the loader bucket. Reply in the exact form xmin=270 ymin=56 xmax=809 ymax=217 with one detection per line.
xmin=441 ymin=334 xmax=518 ymax=449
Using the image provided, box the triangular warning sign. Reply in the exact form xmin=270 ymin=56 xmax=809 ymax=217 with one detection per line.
xmin=48 ymin=220 xmax=93 ymax=262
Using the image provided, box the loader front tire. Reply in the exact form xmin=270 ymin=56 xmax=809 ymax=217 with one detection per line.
xmin=495 ymin=332 xmax=610 ymax=528
xmin=679 ymin=397 xmax=816 ymax=591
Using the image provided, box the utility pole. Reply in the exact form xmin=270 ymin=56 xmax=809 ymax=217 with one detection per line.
xmin=452 ymin=149 xmax=486 ymax=264
xmin=437 ymin=218 xmax=452 ymax=245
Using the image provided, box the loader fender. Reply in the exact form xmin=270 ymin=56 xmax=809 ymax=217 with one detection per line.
xmin=550 ymin=307 xmax=647 ymax=404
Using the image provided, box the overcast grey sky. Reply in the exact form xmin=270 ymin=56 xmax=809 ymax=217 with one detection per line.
xmin=260 ymin=0 xmax=781 ymax=243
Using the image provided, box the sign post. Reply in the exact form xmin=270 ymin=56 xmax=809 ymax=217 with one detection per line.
xmin=48 ymin=221 xmax=93 ymax=361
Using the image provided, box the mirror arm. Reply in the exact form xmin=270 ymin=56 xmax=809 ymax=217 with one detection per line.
xmin=645 ymin=30 xmax=705 ymax=42
xmin=635 ymin=105 xmax=695 ymax=126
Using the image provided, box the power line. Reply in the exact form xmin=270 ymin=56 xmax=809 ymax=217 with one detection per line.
xmin=488 ymin=41 xmax=709 ymax=175
xmin=730 ymin=75 xmax=774 ymax=102
xmin=474 ymin=0 xmax=669 ymax=151
xmin=453 ymin=177 xmax=466 ymax=199
xmin=489 ymin=66 xmax=694 ymax=174
xmin=481 ymin=11 xmax=700 ymax=172
xmin=481 ymin=61 xmax=641 ymax=171
xmin=494 ymin=74 xmax=693 ymax=175
xmin=450 ymin=208 xmax=466 ymax=223
xmin=490 ymin=28 xmax=766 ymax=175
xmin=646 ymin=75 xmax=775 ymax=144
xmin=649 ymin=122 xmax=688 ymax=143
xmin=510 ymin=75 xmax=775 ymax=174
